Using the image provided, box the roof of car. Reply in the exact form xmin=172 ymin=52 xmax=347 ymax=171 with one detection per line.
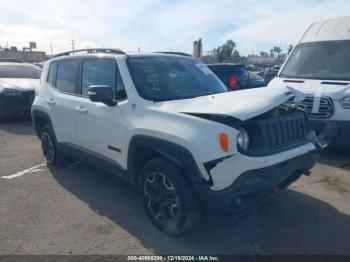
xmin=49 ymin=50 xmax=196 ymax=62
xmin=300 ymin=16 xmax=350 ymax=43
xmin=207 ymin=63 xmax=245 ymax=67
xmin=153 ymin=51 xmax=192 ymax=57
xmin=52 ymin=48 xmax=125 ymax=58
xmin=127 ymin=52 xmax=194 ymax=58
xmin=0 ymin=62 xmax=37 ymax=67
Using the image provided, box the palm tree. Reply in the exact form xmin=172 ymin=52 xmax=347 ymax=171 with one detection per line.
xmin=273 ymin=46 xmax=282 ymax=58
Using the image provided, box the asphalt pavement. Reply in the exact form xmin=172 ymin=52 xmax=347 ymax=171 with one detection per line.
xmin=1 ymin=120 xmax=350 ymax=255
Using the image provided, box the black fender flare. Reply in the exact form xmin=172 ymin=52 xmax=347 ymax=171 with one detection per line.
xmin=127 ymin=135 xmax=205 ymax=185
xmin=31 ymin=108 xmax=53 ymax=138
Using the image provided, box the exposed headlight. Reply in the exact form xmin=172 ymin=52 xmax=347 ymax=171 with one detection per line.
xmin=237 ymin=128 xmax=250 ymax=150
xmin=340 ymin=95 xmax=350 ymax=109
xmin=2 ymin=88 xmax=23 ymax=96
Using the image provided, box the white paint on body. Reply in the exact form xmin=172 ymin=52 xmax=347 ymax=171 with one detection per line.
xmin=311 ymin=86 xmax=323 ymax=114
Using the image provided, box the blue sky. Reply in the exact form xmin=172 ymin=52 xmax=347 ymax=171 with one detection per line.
xmin=0 ymin=0 xmax=349 ymax=56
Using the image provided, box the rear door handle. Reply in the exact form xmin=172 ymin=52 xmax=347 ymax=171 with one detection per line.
xmin=46 ymin=98 xmax=56 ymax=106
xmin=75 ymin=106 xmax=88 ymax=114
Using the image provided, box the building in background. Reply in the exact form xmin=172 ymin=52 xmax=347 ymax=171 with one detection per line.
xmin=201 ymin=50 xmax=219 ymax=64
xmin=0 ymin=42 xmax=46 ymax=63
xmin=0 ymin=49 xmax=46 ymax=63
xmin=193 ymin=38 xmax=202 ymax=59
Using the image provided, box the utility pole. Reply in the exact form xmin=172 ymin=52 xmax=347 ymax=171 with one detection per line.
xmin=70 ymin=39 xmax=76 ymax=51
xmin=138 ymin=47 xmax=140 ymax=53
xmin=50 ymin=42 xmax=53 ymax=56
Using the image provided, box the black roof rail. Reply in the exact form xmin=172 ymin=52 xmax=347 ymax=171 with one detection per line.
xmin=53 ymin=48 xmax=125 ymax=58
xmin=154 ymin=51 xmax=193 ymax=57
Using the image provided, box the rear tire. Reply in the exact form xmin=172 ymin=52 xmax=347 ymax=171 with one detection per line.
xmin=40 ymin=124 xmax=69 ymax=167
xmin=140 ymin=157 xmax=202 ymax=235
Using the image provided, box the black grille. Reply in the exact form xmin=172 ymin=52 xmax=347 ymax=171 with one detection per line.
xmin=1 ymin=90 xmax=35 ymax=114
xmin=243 ymin=112 xmax=309 ymax=156
xmin=300 ymin=95 xmax=334 ymax=119
xmin=261 ymin=112 xmax=308 ymax=150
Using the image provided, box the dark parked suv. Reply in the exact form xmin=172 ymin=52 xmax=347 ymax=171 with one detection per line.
xmin=208 ymin=63 xmax=266 ymax=91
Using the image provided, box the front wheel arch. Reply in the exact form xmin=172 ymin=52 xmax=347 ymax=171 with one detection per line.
xmin=127 ymin=135 xmax=205 ymax=185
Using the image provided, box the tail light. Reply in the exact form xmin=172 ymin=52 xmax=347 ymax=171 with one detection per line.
xmin=229 ymin=76 xmax=237 ymax=89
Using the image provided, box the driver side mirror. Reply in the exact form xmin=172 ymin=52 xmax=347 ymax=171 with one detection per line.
xmin=88 ymin=85 xmax=117 ymax=106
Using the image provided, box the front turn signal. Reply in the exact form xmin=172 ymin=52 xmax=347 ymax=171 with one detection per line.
xmin=219 ymin=133 xmax=229 ymax=152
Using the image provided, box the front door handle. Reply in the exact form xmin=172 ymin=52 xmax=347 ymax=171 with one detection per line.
xmin=46 ymin=98 xmax=56 ymax=106
xmin=75 ymin=106 xmax=88 ymax=114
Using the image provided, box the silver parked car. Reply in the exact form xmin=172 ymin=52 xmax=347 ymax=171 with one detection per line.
xmin=0 ymin=62 xmax=41 ymax=121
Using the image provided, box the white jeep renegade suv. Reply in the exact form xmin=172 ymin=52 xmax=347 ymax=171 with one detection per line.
xmin=32 ymin=48 xmax=320 ymax=235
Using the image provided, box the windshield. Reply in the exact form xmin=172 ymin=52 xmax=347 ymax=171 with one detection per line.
xmin=0 ymin=64 xmax=41 ymax=79
xmin=248 ymin=71 xmax=263 ymax=81
xmin=280 ymin=40 xmax=350 ymax=81
xmin=127 ymin=56 xmax=227 ymax=101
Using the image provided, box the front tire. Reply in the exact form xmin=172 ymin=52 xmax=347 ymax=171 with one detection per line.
xmin=40 ymin=125 xmax=68 ymax=167
xmin=140 ymin=157 xmax=202 ymax=235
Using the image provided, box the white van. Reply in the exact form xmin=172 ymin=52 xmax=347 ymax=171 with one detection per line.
xmin=269 ymin=16 xmax=350 ymax=147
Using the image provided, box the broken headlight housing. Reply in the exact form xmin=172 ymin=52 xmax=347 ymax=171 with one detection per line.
xmin=340 ymin=95 xmax=350 ymax=109
xmin=237 ymin=128 xmax=250 ymax=151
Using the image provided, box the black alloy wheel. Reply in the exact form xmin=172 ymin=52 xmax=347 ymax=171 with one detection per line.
xmin=144 ymin=171 xmax=179 ymax=223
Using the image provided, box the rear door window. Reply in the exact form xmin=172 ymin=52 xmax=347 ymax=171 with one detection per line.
xmin=56 ymin=60 xmax=80 ymax=94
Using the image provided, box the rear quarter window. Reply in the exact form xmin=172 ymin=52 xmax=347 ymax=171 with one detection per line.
xmin=47 ymin=62 xmax=57 ymax=86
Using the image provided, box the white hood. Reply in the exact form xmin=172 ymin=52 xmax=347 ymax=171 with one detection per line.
xmin=155 ymin=85 xmax=304 ymax=121
xmin=0 ymin=78 xmax=40 ymax=92
xmin=269 ymin=78 xmax=350 ymax=99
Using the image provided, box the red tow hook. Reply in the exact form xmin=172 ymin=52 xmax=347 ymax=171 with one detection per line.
xmin=303 ymin=170 xmax=312 ymax=176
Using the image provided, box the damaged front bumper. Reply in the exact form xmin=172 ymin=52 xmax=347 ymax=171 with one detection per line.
xmin=195 ymin=149 xmax=319 ymax=216
xmin=311 ymin=120 xmax=350 ymax=148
